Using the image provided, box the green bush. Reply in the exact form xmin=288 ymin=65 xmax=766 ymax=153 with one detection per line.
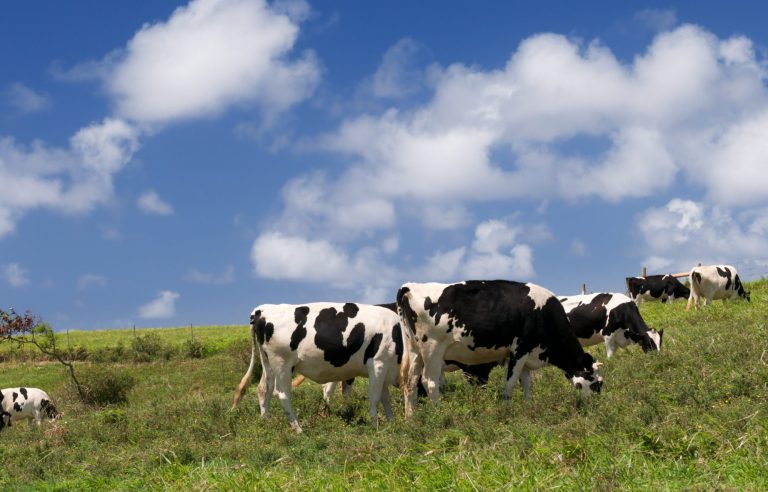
xmin=76 ymin=367 xmax=136 ymax=405
xmin=90 ymin=342 xmax=127 ymax=363
xmin=131 ymin=333 xmax=171 ymax=362
xmin=181 ymin=338 xmax=208 ymax=359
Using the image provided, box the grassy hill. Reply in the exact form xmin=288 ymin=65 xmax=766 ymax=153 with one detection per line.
xmin=1 ymin=280 xmax=767 ymax=490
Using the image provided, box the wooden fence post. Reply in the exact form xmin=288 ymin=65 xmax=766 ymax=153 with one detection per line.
xmin=641 ymin=266 xmax=647 ymax=277
xmin=580 ymin=283 xmax=587 ymax=295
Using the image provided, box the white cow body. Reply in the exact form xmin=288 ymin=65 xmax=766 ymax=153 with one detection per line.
xmin=233 ymin=302 xmax=404 ymax=433
xmin=687 ymin=265 xmax=750 ymax=310
xmin=0 ymin=387 xmax=59 ymax=429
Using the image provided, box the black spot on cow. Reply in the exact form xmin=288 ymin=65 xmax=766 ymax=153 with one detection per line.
xmin=13 ymin=402 xmax=22 ymax=412
xmin=716 ymin=267 xmax=732 ymax=290
xmin=421 ymin=335 xmax=428 ymax=342
xmin=691 ymin=271 xmax=702 ymax=287
xmin=392 ymin=323 xmax=403 ymax=364
xmin=290 ymin=306 xmax=310 ymax=351
xmin=397 ymin=286 xmax=418 ymax=334
xmin=0 ymin=390 xmax=4 ymax=403
xmin=423 ymin=297 xmax=438 ymax=318
xmin=19 ymin=388 xmax=27 ymax=399
xmin=363 ymin=333 xmax=383 ymax=364
xmin=313 ymin=307 xmax=366 ymax=367
xmin=343 ymin=303 xmax=359 ymax=318
xmin=254 ymin=312 xmax=274 ymax=346
xmin=12 ymin=392 xmax=18 ymax=401
xmin=566 ymin=294 xmax=612 ymax=339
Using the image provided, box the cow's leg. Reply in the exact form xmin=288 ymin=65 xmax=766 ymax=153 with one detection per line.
xmin=604 ymin=336 xmax=618 ymax=358
xmin=421 ymin=343 xmax=447 ymax=404
xmin=520 ymin=368 xmax=533 ymax=400
xmin=341 ymin=379 xmax=354 ymax=400
xmin=503 ymin=355 xmax=528 ymax=400
xmin=403 ymin=338 xmax=423 ymax=419
xmin=367 ymin=364 xmax=386 ymax=428
xmin=273 ymin=366 xmax=302 ymax=433
xmin=257 ymin=349 xmax=275 ymax=417
xmin=322 ymin=382 xmax=338 ymax=405
xmin=380 ymin=385 xmax=393 ymax=420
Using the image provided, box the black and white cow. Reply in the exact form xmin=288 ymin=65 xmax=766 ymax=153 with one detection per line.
xmin=0 ymin=387 xmax=59 ymax=429
xmin=687 ymin=265 xmax=751 ymax=310
xmin=560 ymin=293 xmax=663 ymax=357
xmin=397 ymin=281 xmax=604 ymax=416
xmin=232 ymin=303 xmax=404 ymax=433
xmin=626 ymin=275 xmax=690 ymax=304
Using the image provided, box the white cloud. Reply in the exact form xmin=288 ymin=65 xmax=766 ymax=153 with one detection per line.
xmin=3 ymin=263 xmax=29 ymax=287
xmin=422 ymin=219 xmax=536 ymax=282
xmin=138 ymin=291 xmax=180 ymax=319
xmin=251 ymin=232 xmax=353 ymax=284
xmin=184 ymin=265 xmax=235 ymax=285
xmin=137 ymin=190 xmax=174 ymax=215
xmin=0 ymin=118 xmax=140 ymax=238
xmin=637 ymin=199 xmax=768 ymax=275
xmin=107 ymin=0 xmax=320 ymax=125
xmin=368 ymin=38 xmax=428 ymax=99
xmin=283 ymin=24 xmax=768 ymax=247
xmin=77 ymin=273 xmax=108 ymax=290
xmin=4 ymin=83 xmax=49 ymax=113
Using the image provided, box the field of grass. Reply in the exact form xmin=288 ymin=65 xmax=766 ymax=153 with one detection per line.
xmin=1 ymin=280 xmax=767 ymax=490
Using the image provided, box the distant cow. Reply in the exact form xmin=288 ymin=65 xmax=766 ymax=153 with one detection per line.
xmin=560 ymin=293 xmax=663 ymax=357
xmin=626 ymin=275 xmax=690 ymax=304
xmin=397 ymin=280 xmax=604 ymax=416
xmin=687 ymin=265 xmax=751 ymax=310
xmin=0 ymin=387 xmax=59 ymax=429
xmin=232 ymin=303 xmax=404 ymax=433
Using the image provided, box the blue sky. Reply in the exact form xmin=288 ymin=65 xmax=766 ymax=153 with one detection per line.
xmin=2 ymin=1 xmax=768 ymax=330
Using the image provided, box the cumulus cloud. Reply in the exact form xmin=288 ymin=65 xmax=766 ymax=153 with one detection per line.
xmin=184 ymin=265 xmax=235 ymax=285
xmin=4 ymin=83 xmax=49 ymax=113
xmin=138 ymin=291 xmax=180 ymax=319
xmin=284 ymin=24 xmax=768 ymax=245
xmin=3 ymin=263 xmax=30 ymax=287
xmin=637 ymin=199 xmax=768 ymax=275
xmin=137 ymin=190 xmax=174 ymax=215
xmin=0 ymin=118 xmax=140 ymax=238
xmin=107 ymin=0 xmax=320 ymax=125
xmin=423 ymin=219 xmax=536 ymax=281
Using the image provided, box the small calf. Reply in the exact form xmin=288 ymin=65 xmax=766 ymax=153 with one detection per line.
xmin=0 ymin=387 xmax=60 ymax=429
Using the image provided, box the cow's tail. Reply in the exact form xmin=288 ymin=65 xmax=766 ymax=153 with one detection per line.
xmin=396 ymin=285 xmax=419 ymax=415
xmin=686 ymin=269 xmax=702 ymax=310
xmin=232 ymin=311 xmax=260 ymax=409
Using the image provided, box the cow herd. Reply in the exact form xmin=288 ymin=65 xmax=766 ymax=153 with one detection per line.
xmin=0 ymin=265 xmax=750 ymax=434
xmin=230 ymin=263 xmax=749 ymax=433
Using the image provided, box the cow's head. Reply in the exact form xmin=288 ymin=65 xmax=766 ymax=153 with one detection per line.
xmin=569 ymin=352 xmax=603 ymax=395
xmin=742 ymin=290 xmax=751 ymax=302
xmin=637 ymin=328 xmax=663 ymax=353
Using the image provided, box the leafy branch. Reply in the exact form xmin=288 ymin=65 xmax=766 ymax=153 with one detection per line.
xmin=1 ymin=308 xmax=85 ymax=400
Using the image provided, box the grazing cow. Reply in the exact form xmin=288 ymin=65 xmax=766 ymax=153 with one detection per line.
xmin=397 ymin=280 xmax=604 ymax=416
xmin=687 ymin=265 xmax=751 ymax=310
xmin=232 ymin=303 xmax=404 ymax=433
xmin=626 ymin=275 xmax=690 ymax=304
xmin=560 ymin=293 xmax=663 ymax=357
xmin=0 ymin=387 xmax=59 ymax=429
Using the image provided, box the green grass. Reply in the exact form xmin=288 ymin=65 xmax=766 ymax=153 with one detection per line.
xmin=1 ymin=281 xmax=767 ymax=490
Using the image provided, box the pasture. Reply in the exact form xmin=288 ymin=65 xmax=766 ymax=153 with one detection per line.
xmin=1 ymin=280 xmax=767 ymax=490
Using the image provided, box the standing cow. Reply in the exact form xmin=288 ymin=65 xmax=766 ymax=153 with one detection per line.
xmin=0 ymin=387 xmax=59 ymax=429
xmin=687 ymin=265 xmax=751 ymax=310
xmin=397 ymin=280 xmax=604 ymax=417
xmin=232 ymin=303 xmax=404 ymax=433
xmin=560 ymin=293 xmax=663 ymax=357
xmin=626 ymin=275 xmax=690 ymax=304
